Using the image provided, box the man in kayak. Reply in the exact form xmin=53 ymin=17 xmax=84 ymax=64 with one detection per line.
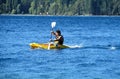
xmin=51 ymin=30 xmax=64 ymax=46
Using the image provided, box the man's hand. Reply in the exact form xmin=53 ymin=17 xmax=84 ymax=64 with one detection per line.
xmin=51 ymin=31 xmax=55 ymax=35
xmin=51 ymin=31 xmax=54 ymax=33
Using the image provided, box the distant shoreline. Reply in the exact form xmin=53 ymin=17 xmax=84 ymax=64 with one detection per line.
xmin=0 ymin=14 xmax=120 ymax=17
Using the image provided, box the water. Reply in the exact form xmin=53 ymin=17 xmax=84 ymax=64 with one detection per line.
xmin=0 ymin=15 xmax=120 ymax=79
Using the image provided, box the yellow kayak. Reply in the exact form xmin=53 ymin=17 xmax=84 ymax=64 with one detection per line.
xmin=29 ymin=42 xmax=69 ymax=49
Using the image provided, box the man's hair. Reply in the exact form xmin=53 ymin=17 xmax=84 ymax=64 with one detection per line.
xmin=56 ymin=30 xmax=61 ymax=35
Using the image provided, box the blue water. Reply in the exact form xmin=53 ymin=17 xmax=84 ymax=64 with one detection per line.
xmin=0 ymin=15 xmax=120 ymax=79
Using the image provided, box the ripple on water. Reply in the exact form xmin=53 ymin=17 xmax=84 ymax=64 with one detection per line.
xmin=96 ymin=59 xmax=113 ymax=62
xmin=77 ymin=62 xmax=96 ymax=67
xmin=0 ymin=58 xmax=12 ymax=61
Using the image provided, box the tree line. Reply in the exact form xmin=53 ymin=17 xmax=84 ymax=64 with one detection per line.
xmin=0 ymin=0 xmax=120 ymax=15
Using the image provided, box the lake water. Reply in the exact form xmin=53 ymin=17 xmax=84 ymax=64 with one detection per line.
xmin=0 ymin=15 xmax=120 ymax=79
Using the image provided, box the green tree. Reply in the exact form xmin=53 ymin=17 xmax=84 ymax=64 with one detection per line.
xmin=11 ymin=9 xmax=16 ymax=14
xmin=29 ymin=1 xmax=36 ymax=14
xmin=6 ymin=0 xmax=12 ymax=14
xmin=111 ymin=0 xmax=120 ymax=15
xmin=48 ymin=2 xmax=59 ymax=15
xmin=16 ymin=4 xmax=21 ymax=14
xmin=0 ymin=0 xmax=120 ymax=15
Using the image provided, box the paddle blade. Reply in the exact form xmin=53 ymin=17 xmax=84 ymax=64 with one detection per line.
xmin=51 ymin=22 xmax=56 ymax=28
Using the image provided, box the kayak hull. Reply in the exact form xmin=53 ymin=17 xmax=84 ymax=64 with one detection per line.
xmin=30 ymin=43 xmax=69 ymax=49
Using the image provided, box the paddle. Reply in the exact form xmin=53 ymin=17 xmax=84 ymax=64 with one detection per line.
xmin=50 ymin=22 xmax=56 ymax=40
xmin=51 ymin=22 xmax=56 ymax=29
xmin=48 ymin=22 xmax=56 ymax=50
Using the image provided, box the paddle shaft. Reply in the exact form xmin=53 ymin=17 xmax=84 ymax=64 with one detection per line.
xmin=48 ymin=22 xmax=56 ymax=49
xmin=50 ymin=28 xmax=53 ymax=40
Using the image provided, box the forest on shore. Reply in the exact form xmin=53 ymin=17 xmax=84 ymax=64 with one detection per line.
xmin=0 ymin=0 xmax=120 ymax=15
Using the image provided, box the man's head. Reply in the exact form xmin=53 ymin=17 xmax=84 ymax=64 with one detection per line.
xmin=56 ymin=30 xmax=61 ymax=36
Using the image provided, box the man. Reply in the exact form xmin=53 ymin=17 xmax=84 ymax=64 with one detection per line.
xmin=51 ymin=30 xmax=64 ymax=45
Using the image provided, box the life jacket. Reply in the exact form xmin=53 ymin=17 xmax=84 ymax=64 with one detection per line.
xmin=56 ymin=35 xmax=64 ymax=45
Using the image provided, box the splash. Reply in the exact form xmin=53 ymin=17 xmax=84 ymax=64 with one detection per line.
xmin=67 ymin=44 xmax=119 ymax=50
xmin=68 ymin=44 xmax=84 ymax=48
xmin=109 ymin=46 xmax=117 ymax=50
